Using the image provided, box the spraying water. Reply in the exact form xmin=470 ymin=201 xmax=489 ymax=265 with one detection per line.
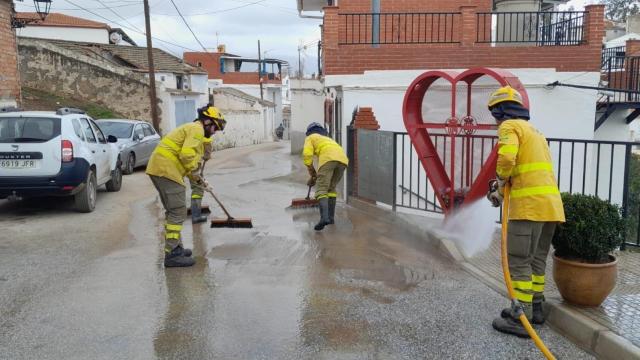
xmin=436 ymin=199 xmax=500 ymax=258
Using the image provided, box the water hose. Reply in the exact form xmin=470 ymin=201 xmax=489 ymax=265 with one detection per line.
xmin=501 ymin=184 xmax=556 ymax=360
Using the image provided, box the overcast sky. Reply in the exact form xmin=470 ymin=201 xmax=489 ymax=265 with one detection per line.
xmin=14 ymin=0 xmax=597 ymax=75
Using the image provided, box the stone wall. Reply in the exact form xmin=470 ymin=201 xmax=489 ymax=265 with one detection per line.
xmin=0 ymin=0 xmax=20 ymax=107
xmin=18 ymin=38 xmax=157 ymax=121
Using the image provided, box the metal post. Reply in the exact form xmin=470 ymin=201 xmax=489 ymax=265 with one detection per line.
xmin=258 ymin=40 xmax=264 ymax=101
xmin=621 ymin=145 xmax=632 ymax=250
xmin=392 ymin=133 xmax=397 ymax=212
xmin=143 ymin=0 xmax=160 ymax=134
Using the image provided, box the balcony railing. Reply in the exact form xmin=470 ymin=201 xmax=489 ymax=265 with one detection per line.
xmin=476 ymin=11 xmax=586 ymax=45
xmin=338 ymin=12 xmax=461 ymax=45
xmin=601 ymin=56 xmax=640 ymax=103
xmin=602 ymin=46 xmax=626 ymax=70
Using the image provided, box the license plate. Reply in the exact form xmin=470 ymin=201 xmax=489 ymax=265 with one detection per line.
xmin=0 ymin=160 xmax=38 ymax=169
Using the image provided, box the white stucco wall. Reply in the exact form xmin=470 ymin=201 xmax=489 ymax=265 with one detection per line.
xmin=210 ymin=89 xmax=275 ymax=148
xmin=17 ymin=26 xmax=109 ymax=43
xmin=290 ymin=79 xmax=324 ymax=154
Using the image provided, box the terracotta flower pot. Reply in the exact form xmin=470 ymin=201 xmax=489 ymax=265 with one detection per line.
xmin=552 ymin=252 xmax=617 ymax=307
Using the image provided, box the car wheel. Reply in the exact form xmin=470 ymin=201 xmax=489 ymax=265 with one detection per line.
xmin=124 ymin=152 xmax=135 ymax=175
xmin=106 ymin=165 xmax=122 ymax=192
xmin=75 ymin=169 xmax=97 ymax=213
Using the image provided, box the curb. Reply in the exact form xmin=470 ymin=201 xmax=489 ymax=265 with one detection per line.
xmin=347 ymin=197 xmax=640 ymax=360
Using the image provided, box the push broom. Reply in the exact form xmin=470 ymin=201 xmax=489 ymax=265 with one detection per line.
xmin=192 ymin=182 xmax=253 ymax=228
xmin=290 ymin=185 xmax=318 ymax=209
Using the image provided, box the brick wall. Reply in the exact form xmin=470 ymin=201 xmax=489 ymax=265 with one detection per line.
xmin=18 ymin=38 xmax=155 ymax=121
xmin=184 ymin=52 xmax=282 ymax=85
xmin=322 ymin=4 xmax=605 ymax=75
xmin=0 ymin=0 xmax=21 ymax=106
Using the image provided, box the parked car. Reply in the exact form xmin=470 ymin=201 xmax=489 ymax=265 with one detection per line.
xmin=0 ymin=108 xmax=122 ymax=213
xmin=96 ymin=119 xmax=160 ymax=175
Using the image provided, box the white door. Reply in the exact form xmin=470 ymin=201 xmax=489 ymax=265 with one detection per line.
xmin=89 ymin=119 xmax=112 ymax=182
xmin=174 ymin=100 xmax=196 ymax=127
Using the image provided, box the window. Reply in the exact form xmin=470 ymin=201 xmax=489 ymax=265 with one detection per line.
xmin=89 ymin=120 xmax=106 ymax=144
xmin=72 ymin=119 xmax=85 ymax=141
xmin=80 ymin=118 xmax=96 ymax=143
xmin=176 ymin=75 xmax=184 ymax=90
xmin=197 ymin=62 xmax=202 ymax=67
xmin=142 ymin=124 xmax=155 ymax=137
xmin=160 ymin=75 xmax=165 ymax=82
xmin=134 ymin=125 xmax=144 ymax=140
xmin=0 ymin=117 xmax=60 ymax=143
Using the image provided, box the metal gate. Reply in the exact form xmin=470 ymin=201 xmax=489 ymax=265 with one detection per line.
xmin=174 ymin=100 xmax=196 ymax=127
xmin=357 ymin=129 xmax=395 ymax=205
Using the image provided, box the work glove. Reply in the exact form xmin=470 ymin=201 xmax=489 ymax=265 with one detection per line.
xmin=307 ymin=165 xmax=317 ymax=179
xmin=190 ymin=172 xmax=209 ymax=189
xmin=307 ymin=176 xmax=317 ymax=187
xmin=487 ymin=179 xmax=504 ymax=208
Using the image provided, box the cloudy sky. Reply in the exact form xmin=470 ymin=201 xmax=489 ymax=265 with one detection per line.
xmin=14 ymin=0 xmax=597 ymax=75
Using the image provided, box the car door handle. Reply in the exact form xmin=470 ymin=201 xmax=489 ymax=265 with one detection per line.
xmin=103 ymin=150 xmax=106 ymax=153
xmin=92 ymin=150 xmax=96 ymax=153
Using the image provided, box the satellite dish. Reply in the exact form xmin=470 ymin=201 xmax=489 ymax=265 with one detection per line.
xmin=109 ymin=31 xmax=122 ymax=44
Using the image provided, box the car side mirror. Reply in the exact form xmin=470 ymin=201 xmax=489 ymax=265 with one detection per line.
xmin=134 ymin=134 xmax=142 ymax=141
xmin=107 ymin=135 xmax=118 ymax=143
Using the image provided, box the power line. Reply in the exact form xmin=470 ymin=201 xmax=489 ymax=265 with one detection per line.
xmin=94 ymin=0 xmax=143 ymax=32
xmin=61 ymin=0 xmax=198 ymax=52
xmin=152 ymin=0 xmax=267 ymax=17
xmin=167 ymin=0 xmax=208 ymax=51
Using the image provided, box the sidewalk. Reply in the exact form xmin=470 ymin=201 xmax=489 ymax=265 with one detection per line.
xmin=349 ymin=197 xmax=640 ymax=360
xmin=465 ymin=234 xmax=640 ymax=360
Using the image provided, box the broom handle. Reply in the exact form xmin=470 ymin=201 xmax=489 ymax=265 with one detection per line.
xmin=306 ymin=185 xmax=312 ymax=200
xmin=195 ymin=161 xmax=234 ymax=220
xmin=204 ymin=187 xmax=234 ymax=220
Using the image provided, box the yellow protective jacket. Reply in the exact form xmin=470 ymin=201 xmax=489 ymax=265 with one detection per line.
xmin=146 ymin=122 xmax=205 ymax=186
xmin=497 ymin=119 xmax=565 ymax=222
xmin=303 ymin=133 xmax=349 ymax=169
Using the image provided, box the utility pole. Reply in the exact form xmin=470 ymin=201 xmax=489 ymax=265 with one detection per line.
xmin=297 ymin=44 xmax=302 ymax=79
xmin=258 ymin=40 xmax=264 ymax=101
xmin=143 ymin=0 xmax=160 ymax=134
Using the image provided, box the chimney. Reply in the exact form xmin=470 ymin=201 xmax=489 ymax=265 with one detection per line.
xmin=217 ymin=44 xmax=226 ymax=53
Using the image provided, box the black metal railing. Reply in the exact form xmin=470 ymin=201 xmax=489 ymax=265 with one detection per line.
xmin=338 ymin=12 xmax=461 ymax=45
xmin=601 ymin=55 xmax=640 ymax=103
xmin=602 ymin=46 xmax=626 ymax=70
xmin=476 ymin=11 xmax=586 ymax=45
xmin=366 ymin=132 xmax=640 ymax=247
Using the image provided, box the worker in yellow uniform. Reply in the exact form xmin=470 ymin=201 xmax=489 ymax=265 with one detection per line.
xmin=189 ymin=136 xmax=214 ymax=224
xmin=146 ymin=105 xmax=226 ymax=268
xmin=486 ymin=86 xmax=565 ymax=337
xmin=303 ymin=122 xmax=349 ymax=231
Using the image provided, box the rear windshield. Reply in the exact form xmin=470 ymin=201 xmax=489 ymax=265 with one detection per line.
xmin=0 ymin=117 xmax=61 ymax=143
xmin=97 ymin=121 xmax=134 ymax=139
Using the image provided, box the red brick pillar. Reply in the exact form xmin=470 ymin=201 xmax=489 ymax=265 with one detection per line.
xmin=585 ymin=5 xmax=605 ymax=46
xmin=460 ymin=6 xmax=477 ymax=47
xmin=627 ymin=39 xmax=640 ymax=56
xmin=0 ymin=1 xmax=21 ymax=107
xmin=351 ymin=107 xmax=380 ymax=200
xmin=322 ymin=6 xmax=339 ymax=76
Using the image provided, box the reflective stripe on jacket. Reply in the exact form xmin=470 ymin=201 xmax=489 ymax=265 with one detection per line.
xmin=303 ymin=133 xmax=349 ymax=169
xmin=146 ymin=122 xmax=205 ymax=186
xmin=497 ymin=119 xmax=565 ymax=222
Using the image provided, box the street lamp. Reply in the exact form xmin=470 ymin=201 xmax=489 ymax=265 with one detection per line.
xmin=33 ymin=0 xmax=53 ymax=20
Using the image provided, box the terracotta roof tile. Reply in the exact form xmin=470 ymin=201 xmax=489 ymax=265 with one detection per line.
xmin=15 ymin=12 xmax=110 ymax=29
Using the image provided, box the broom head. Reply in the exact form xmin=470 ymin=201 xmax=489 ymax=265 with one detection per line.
xmin=210 ymin=217 xmax=253 ymax=228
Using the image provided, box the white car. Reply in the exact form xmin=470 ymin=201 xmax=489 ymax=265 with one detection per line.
xmin=0 ymin=108 xmax=123 ymax=212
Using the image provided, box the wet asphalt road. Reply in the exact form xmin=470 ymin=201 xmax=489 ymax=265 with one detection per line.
xmin=0 ymin=142 xmax=592 ymax=359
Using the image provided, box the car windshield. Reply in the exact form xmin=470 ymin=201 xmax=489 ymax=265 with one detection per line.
xmin=0 ymin=117 xmax=61 ymax=143
xmin=97 ymin=121 xmax=134 ymax=139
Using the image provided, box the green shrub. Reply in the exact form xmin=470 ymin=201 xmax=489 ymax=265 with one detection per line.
xmin=628 ymin=153 xmax=640 ymax=243
xmin=552 ymin=193 xmax=625 ymax=263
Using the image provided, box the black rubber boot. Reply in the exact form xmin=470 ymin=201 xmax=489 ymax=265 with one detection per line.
xmin=175 ymin=245 xmax=192 ymax=257
xmin=191 ymin=198 xmax=208 ymax=224
xmin=328 ymin=198 xmax=336 ymax=225
xmin=501 ymin=303 xmax=543 ymax=325
xmin=164 ymin=247 xmax=195 ymax=268
xmin=314 ymin=198 xmax=330 ymax=231
xmin=492 ymin=316 xmax=530 ymax=338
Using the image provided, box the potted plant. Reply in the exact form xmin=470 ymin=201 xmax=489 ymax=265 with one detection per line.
xmin=552 ymin=193 xmax=625 ymax=307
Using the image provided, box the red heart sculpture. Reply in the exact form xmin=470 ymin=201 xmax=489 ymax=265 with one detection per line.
xmin=402 ymin=68 xmax=530 ymax=214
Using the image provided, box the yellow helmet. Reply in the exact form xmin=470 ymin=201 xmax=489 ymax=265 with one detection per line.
xmin=487 ymin=86 xmax=524 ymax=109
xmin=201 ymin=106 xmax=224 ymax=120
